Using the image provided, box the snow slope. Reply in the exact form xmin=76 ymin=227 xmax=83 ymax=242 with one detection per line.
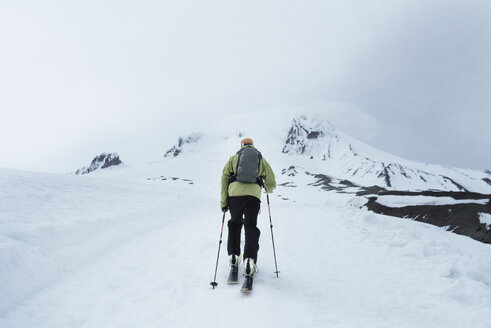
xmin=1 ymin=166 xmax=491 ymax=327
xmin=281 ymin=115 xmax=491 ymax=193
xmin=1 ymin=112 xmax=491 ymax=327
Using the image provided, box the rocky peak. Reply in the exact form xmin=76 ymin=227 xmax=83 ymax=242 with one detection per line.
xmin=75 ymin=153 xmax=123 ymax=175
xmin=164 ymin=133 xmax=202 ymax=158
xmin=282 ymin=115 xmax=340 ymax=159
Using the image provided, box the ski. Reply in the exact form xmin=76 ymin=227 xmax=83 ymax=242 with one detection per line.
xmin=227 ymin=265 xmax=238 ymax=284
xmin=241 ymin=275 xmax=253 ymax=293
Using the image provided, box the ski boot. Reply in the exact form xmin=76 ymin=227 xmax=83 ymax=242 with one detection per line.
xmin=241 ymin=258 xmax=256 ymax=293
xmin=227 ymin=254 xmax=240 ymax=284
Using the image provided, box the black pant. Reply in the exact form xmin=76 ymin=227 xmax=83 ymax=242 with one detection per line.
xmin=227 ymin=196 xmax=261 ymax=263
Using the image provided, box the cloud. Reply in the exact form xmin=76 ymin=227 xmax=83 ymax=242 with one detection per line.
xmin=0 ymin=1 xmax=490 ymax=171
xmin=330 ymin=0 xmax=491 ymax=169
xmin=292 ymin=101 xmax=382 ymax=140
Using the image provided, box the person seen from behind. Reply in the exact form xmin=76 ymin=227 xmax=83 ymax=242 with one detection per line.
xmin=220 ymin=137 xmax=276 ymax=289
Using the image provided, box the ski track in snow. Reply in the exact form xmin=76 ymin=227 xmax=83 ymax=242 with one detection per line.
xmin=2 ymin=168 xmax=491 ymax=327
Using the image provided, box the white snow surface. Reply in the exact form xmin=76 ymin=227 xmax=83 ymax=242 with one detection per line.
xmin=376 ymin=195 xmax=489 ymax=208
xmin=479 ymin=213 xmax=491 ymax=230
xmin=2 ymin=113 xmax=491 ymax=327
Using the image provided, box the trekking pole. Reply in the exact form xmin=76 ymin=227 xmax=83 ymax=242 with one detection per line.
xmin=210 ymin=212 xmax=226 ymax=289
xmin=266 ymin=192 xmax=280 ymax=278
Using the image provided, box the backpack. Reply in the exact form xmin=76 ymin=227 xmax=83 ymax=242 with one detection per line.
xmin=230 ymin=147 xmax=263 ymax=185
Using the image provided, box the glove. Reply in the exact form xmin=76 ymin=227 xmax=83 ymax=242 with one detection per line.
xmin=221 ymin=206 xmax=229 ymax=213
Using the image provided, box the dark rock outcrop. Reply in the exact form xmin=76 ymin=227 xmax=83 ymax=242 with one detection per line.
xmin=76 ymin=153 xmax=123 ymax=175
xmin=365 ymin=190 xmax=491 ymax=244
xmin=164 ymin=133 xmax=202 ymax=158
xmin=282 ymin=116 xmax=336 ymax=157
xmin=290 ymin=164 xmax=491 ymax=244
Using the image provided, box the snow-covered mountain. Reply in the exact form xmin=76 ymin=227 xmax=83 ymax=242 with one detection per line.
xmin=280 ymin=115 xmax=491 ymax=193
xmin=157 ymin=113 xmax=491 ymax=243
xmin=2 ymin=112 xmax=491 ymax=327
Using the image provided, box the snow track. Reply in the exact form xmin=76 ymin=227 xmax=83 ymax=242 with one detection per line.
xmin=0 ymin=168 xmax=189 ymax=317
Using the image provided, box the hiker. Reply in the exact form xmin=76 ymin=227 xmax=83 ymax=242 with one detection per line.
xmin=220 ymin=137 xmax=276 ymax=289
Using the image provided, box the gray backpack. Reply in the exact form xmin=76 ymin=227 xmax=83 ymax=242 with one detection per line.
xmin=231 ymin=147 xmax=263 ymax=185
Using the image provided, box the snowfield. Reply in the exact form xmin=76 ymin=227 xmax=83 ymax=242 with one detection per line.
xmin=1 ymin=165 xmax=491 ymax=328
xmin=1 ymin=113 xmax=491 ymax=327
xmin=479 ymin=213 xmax=491 ymax=230
xmin=375 ymin=195 xmax=489 ymax=207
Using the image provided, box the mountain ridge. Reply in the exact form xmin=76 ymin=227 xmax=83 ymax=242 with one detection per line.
xmin=160 ymin=113 xmax=491 ymax=194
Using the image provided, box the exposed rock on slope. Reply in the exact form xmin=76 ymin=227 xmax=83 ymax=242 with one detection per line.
xmin=75 ymin=153 xmax=123 ymax=175
xmin=281 ymin=115 xmax=484 ymax=192
xmin=164 ymin=133 xmax=202 ymax=158
xmin=365 ymin=192 xmax=491 ymax=244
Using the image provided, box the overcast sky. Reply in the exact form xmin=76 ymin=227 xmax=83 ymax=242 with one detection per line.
xmin=1 ymin=0 xmax=490 ymax=173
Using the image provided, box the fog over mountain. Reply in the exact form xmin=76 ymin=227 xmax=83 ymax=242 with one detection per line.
xmin=0 ymin=1 xmax=490 ymax=173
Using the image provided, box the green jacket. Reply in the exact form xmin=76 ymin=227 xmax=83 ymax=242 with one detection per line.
xmin=221 ymin=146 xmax=276 ymax=208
